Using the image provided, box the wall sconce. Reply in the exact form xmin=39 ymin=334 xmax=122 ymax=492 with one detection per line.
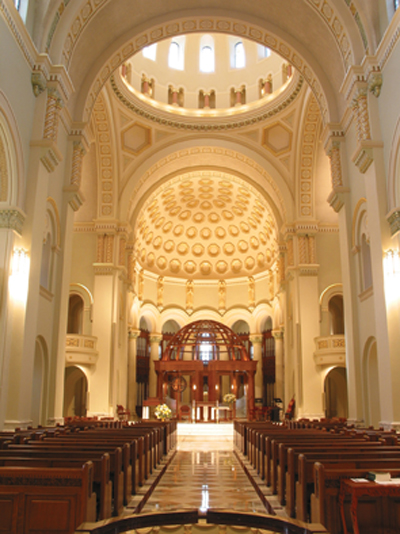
xmin=384 ymin=249 xmax=400 ymax=301
xmin=215 ymin=385 xmax=219 ymax=390
xmin=9 ymin=248 xmax=30 ymax=302
xmin=193 ymin=384 xmax=197 ymax=390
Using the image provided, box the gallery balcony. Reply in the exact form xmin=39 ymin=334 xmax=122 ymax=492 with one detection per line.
xmin=65 ymin=334 xmax=99 ymax=366
xmin=313 ymin=335 xmax=346 ymax=367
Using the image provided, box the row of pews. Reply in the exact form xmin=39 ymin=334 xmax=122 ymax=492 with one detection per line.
xmin=0 ymin=419 xmax=176 ymax=534
xmin=234 ymin=419 xmax=400 ymax=534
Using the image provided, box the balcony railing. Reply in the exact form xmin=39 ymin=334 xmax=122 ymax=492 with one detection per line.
xmin=313 ymin=335 xmax=346 ymax=367
xmin=66 ymin=334 xmax=99 ymax=365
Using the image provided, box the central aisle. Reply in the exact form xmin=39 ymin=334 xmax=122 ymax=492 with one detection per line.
xmin=127 ymin=423 xmax=285 ymax=517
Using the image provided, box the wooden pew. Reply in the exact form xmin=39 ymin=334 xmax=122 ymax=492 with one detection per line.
xmin=6 ymin=442 xmax=125 ymax=516
xmin=311 ymin=462 xmax=400 ymax=534
xmin=0 ymin=463 xmax=96 ymax=534
xmin=0 ymin=450 xmax=112 ymax=520
xmin=294 ymin=452 xmax=400 ymax=521
xmin=276 ymin=440 xmax=389 ymax=504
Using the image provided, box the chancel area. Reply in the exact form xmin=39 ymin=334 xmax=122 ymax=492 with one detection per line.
xmin=3 ymin=0 xmax=400 ymax=532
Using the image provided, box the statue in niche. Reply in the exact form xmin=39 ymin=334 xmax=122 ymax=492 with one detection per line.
xmin=157 ymin=276 xmax=164 ymax=309
xmin=186 ymin=280 xmax=194 ymax=311
xmin=218 ymin=280 xmax=226 ymax=311
xmin=138 ymin=270 xmax=144 ymax=301
xmin=248 ymin=276 xmax=255 ymax=310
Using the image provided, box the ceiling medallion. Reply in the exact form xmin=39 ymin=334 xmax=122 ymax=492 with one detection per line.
xmin=163 ymin=221 xmax=173 ymax=233
xmin=186 ymin=226 xmax=197 ymax=239
xmin=216 ymin=261 xmax=228 ymax=274
xmin=200 ymin=261 xmax=212 ymax=275
xmin=184 ymin=260 xmax=197 ymax=274
xmin=173 ymin=225 xmax=184 ymax=236
xmin=164 ymin=240 xmax=175 ymax=253
xmin=208 ymin=244 xmax=221 ymax=257
xmin=157 ymin=256 xmax=167 ymax=269
xmin=223 ymin=243 xmax=235 ymax=255
xmin=222 ymin=210 xmax=234 ymax=220
xmin=170 ymin=259 xmax=181 ymax=273
xmin=231 ymin=259 xmax=243 ymax=273
xmin=192 ymin=243 xmax=204 ymax=256
xmin=177 ymin=243 xmax=189 ymax=255
xmin=193 ymin=213 xmax=205 ymax=223
xmin=245 ymin=257 xmax=256 ymax=270
xmin=200 ymin=228 xmax=212 ymax=239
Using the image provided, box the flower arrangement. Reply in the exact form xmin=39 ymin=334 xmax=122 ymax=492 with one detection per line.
xmin=154 ymin=404 xmax=172 ymax=420
xmin=223 ymin=393 xmax=236 ymax=405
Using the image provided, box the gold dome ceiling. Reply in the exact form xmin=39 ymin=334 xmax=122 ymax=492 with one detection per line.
xmin=135 ymin=173 xmax=278 ymax=279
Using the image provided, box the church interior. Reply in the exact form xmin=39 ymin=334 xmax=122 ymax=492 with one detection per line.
xmin=2 ymin=0 xmax=400 ymax=532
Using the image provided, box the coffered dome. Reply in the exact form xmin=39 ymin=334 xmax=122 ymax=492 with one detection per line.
xmin=122 ymin=33 xmax=291 ymax=114
xmin=135 ymin=173 xmax=278 ymax=279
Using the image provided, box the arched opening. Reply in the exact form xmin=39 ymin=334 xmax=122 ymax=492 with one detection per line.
xmin=328 ymin=295 xmax=344 ymax=335
xmin=324 ymin=367 xmax=348 ymax=419
xmin=156 ymin=319 xmax=257 ymax=420
xmin=67 ymin=294 xmax=84 ymax=334
xmin=63 ymin=366 xmax=88 ymax=418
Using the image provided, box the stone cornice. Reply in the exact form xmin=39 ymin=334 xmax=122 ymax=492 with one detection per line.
xmin=387 ymin=208 xmax=400 ymax=237
xmin=0 ymin=207 xmax=26 ymax=235
xmin=110 ymin=71 xmax=304 ymax=131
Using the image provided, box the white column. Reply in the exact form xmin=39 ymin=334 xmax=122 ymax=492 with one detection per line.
xmin=149 ymin=333 xmax=162 ymax=398
xmin=250 ymin=334 xmax=263 ymax=400
xmin=128 ymin=329 xmax=140 ymax=417
xmin=273 ymin=329 xmax=284 ymax=403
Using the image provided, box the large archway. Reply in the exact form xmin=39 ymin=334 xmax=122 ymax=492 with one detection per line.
xmin=155 ymin=319 xmax=257 ymax=419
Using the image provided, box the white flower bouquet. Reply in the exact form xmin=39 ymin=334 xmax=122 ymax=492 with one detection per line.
xmin=154 ymin=403 xmax=172 ymax=420
xmin=223 ymin=393 xmax=236 ymax=404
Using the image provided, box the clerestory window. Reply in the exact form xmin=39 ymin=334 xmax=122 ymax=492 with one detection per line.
xmin=234 ymin=42 xmax=245 ymax=68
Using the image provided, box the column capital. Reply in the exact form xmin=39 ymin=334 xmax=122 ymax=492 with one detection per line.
xmin=249 ymin=334 xmax=263 ymax=344
xmin=149 ymin=333 xmax=162 ymax=344
xmin=129 ymin=328 xmax=141 ymax=339
xmin=272 ymin=328 xmax=284 ymax=340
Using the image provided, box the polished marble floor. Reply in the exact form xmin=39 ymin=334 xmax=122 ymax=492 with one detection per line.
xmin=127 ymin=423 xmax=286 ymax=518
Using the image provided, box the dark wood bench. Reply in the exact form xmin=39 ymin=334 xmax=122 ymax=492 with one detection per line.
xmin=6 ymin=442 xmax=125 ymax=516
xmin=311 ymin=462 xmax=400 ymax=534
xmin=0 ymin=463 xmax=96 ymax=533
xmin=0 ymin=450 xmax=112 ymax=520
xmin=294 ymin=452 xmax=400 ymax=521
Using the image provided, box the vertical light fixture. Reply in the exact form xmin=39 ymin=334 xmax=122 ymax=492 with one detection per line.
xmin=384 ymin=249 xmax=400 ymax=302
xmin=9 ymin=248 xmax=30 ymax=303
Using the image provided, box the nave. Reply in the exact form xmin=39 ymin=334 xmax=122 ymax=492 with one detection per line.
xmin=127 ymin=423 xmax=285 ymax=517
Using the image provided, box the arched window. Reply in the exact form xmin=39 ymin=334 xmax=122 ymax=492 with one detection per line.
xmin=234 ymin=42 xmax=245 ymax=68
xmin=142 ymin=43 xmax=157 ymax=61
xmin=395 ymin=0 xmax=399 ymax=10
xmin=67 ymin=294 xmax=84 ymax=334
xmin=168 ymin=38 xmax=185 ymax=70
xmin=200 ymin=35 xmax=215 ymax=73
xmin=328 ymin=295 xmax=345 ymax=335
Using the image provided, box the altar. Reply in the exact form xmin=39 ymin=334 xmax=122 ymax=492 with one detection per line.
xmin=192 ymin=401 xmax=233 ymax=423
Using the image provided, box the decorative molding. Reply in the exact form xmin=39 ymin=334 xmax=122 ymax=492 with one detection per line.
xmin=31 ymin=71 xmax=47 ymax=97
xmin=299 ymin=265 xmax=319 ymax=276
xmin=298 ymin=95 xmax=320 ymax=218
xmin=386 ymin=208 xmax=400 ymax=237
xmin=93 ymin=263 xmax=115 ymax=275
xmin=0 ymin=0 xmax=36 ymax=69
xmin=83 ymin=17 xmax=329 ymax=123
xmin=368 ymin=72 xmax=383 ymax=97
xmin=352 ymin=140 xmax=383 ymax=174
xmin=92 ymin=93 xmax=115 ymax=218
xmin=359 ymin=285 xmax=373 ymax=302
xmin=327 ymin=187 xmax=350 ymax=213
xmin=249 ymin=334 xmax=263 ymax=344
xmin=111 ymin=73 xmax=304 ymax=131
xmin=0 ymin=208 xmax=26 ymax=235
xmin=0 ymin=134 xmax=8 ymax=201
